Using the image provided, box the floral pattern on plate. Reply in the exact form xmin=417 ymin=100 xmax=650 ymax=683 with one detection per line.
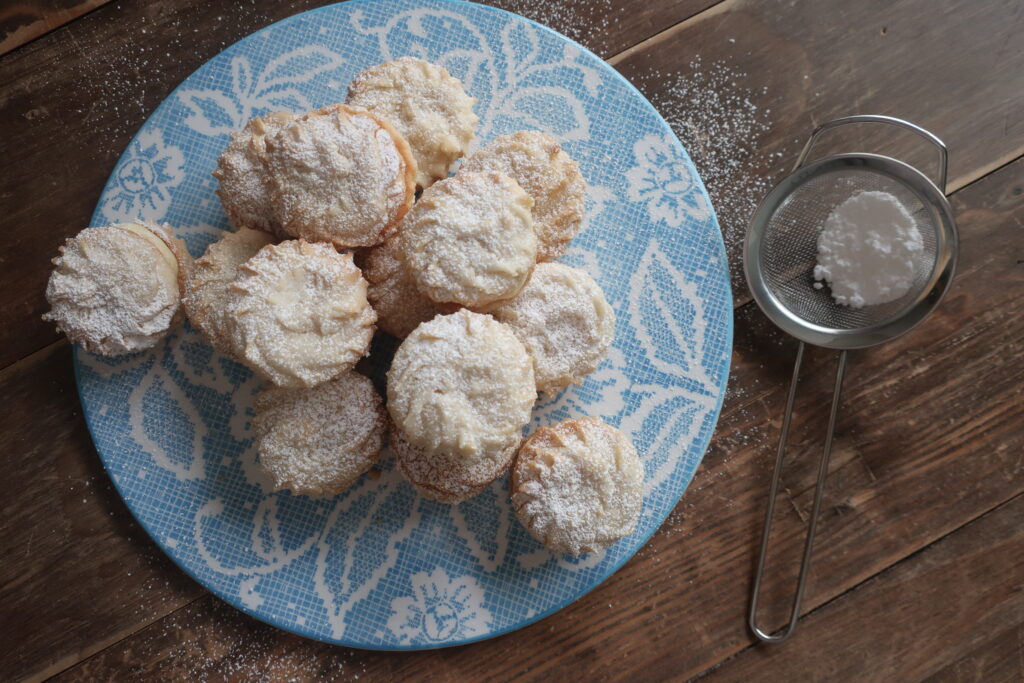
xmin=79 ymin=0 xmax=731 ymax=649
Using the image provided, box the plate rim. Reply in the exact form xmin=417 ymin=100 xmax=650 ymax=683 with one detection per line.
xmin=75 ymin=0 xmax=734 ymax=651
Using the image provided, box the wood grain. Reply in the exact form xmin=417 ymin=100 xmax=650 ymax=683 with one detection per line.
xmin=486 ymin=0 xmax=720 ymax=57
xmin=703 ymin=495 xmax=1024 ymax=682
xmin=0 ymin=0 xmax=110 ymax=56
xmin=58 ymin=496 xmax=1024 ymax=682
xmin=612 ymin=0 xmax=1024 ymax=305
xmin=2 ymin=0 xmax=1022 ymax=678
xmin=45 ymin=155 xmax=1024 ymax=681
xmin=0 ymin=341 xmax=204 ymax=682
xmin=924 ymin=623 xmax=1024 ymax=683
xmin=0 ymin=0 xmax=718 ymax=371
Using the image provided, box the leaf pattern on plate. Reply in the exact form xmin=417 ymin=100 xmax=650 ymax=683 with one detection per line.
xmin=129 ymin=356 xmax=206 ymax=482
xmin=177 ymin=46 xmax=346 ymax=136
xmin=448 ymin=480 xmax=512 ymax=573
xmin=193 ymin=494 xmax=319 ymax=576
xmin=313 ymin=467 xmax=420 ymax=638
xmin=629 ymin=239 xmax=716 ymax=390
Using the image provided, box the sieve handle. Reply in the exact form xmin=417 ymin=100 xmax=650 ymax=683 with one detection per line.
xmin=748 ymin=344 xmax=849 ymax=644
xmin=794 ymin=115 xmax=948 ymax=194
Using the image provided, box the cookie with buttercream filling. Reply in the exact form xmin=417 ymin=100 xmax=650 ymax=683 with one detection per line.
xmin=228 ymin=239 xmax=376 ymax=388
xmin=254 ymin=371 xmax=386 ymax=496
xmin=43 ymin=223 xmax=190 ymax=356
xmin=512 ymin=417 xmax=643 ymax=555
xmin=348 ymin=57 xmax=478 ymax=188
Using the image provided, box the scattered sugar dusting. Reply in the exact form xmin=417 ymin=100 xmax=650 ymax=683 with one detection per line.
xmin=68 ymin=3 xmax=277 ymax=149
xmin=639 ymin=58 xmax=785 ymax=298
xmin=495 ymin=0 xmax=615 ymax=55
xmin=82 ymin=598 xmax=371 ymax=680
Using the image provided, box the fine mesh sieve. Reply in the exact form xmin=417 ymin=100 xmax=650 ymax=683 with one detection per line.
xmin=760 ymin=165 xmax=938 ymax=330
xmin=744 ymin=116 xmax=958 ymax=644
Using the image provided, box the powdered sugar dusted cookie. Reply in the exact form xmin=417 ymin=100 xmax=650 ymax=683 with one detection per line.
xmin=348 ymin=57 xmax=478 ymax=188
xmin=390 ymin=424 xmax=519 ymax=503
xmin=44 ymin=223 xmax=191 ymax=356
xmin=213 ymin=112 xmax=294 ymax=237
xmin=401 ymin=171 xmax=536 ymax=308
xmin=254 ymin=371 xmax=386 ymax=496
xmin=264 ymin=105 xmax=416 ymax=248
xmin=388 ymin=309 xmax=535 ymax=462
xmin=182 ymin=227 xmax=274 ymax=357
xmin=487 ymin=262 xmax=614 ymax=393
xmin=228 ymin=240 xmax=376 ymax=388
xmin=356 ymin=236 xmax=439 ymax=339
xmin=460 ymin=131 xmax=586 ymax=260
xmin=512 ymin=417 xmax=643 ymax=555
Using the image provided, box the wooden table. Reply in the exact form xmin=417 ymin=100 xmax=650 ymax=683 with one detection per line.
xmin=2 ymin=1 xmax=1022 ymax=680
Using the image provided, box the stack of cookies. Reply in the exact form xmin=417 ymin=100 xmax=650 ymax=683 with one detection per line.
xmin=43 ymin=58 xmax=644 ymax=556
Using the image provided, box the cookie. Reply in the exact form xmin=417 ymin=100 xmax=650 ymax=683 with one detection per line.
xmin=390 ymin=424 xmax=518 ymax=503
xmin=401 ymin=171 xmax=536 ymax=308
xmin=228 ymin=239 xmax=376 ymax=388
xmin=387 ymin=309 xmax=535 ymax=461
xmin=512 ymin=417 xmax=643 ymax=555
xmin=264 ymin=105 xmax=416 ymax=248
xmin=348 ymin=57 xmax=478 ymax=188
xmin=460 ymin=131 xmax=586 ymax=260
xmin=44 ymin=223 xmax=191 ymax=356
xmin=355 ymin=236 xmax=440 ymax=339
xmin=213 ymin=112 xmax=294 ymax=237
xmin=486 ymin=262 xmax=614 ymax=393
xmin=182 ymin=227 xmax=274 ymax=357
xmin=254 ymin=371 xmax=386 ymax=496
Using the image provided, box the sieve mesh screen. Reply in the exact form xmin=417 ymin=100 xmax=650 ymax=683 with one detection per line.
xmin=759 ymin=168 xmax=939 ymax=330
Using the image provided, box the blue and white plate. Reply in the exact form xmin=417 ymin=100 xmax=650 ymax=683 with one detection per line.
xmin=76 ymin=0 xmax=732 ymax=649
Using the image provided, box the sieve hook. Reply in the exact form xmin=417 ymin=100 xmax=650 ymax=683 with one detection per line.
xmin=748 ymin=344 xmax=848 ymax=643
xmin=794 ymin=114 xmax=948 ymax=192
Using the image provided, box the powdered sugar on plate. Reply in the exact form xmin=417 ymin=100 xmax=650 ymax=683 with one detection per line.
xmin=640 ymin=58 xmax=782 ymax=298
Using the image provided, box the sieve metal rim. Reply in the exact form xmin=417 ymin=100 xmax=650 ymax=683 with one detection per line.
xmin=744 ymin=153 xmax=958 ymax=350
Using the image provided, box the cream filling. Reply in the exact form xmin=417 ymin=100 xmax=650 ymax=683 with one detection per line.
xmin=117 ymin=223 xmax=180 ymax=277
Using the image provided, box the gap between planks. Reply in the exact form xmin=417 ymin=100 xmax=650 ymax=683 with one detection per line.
xmin=606 ymin=1 xmax=1024 ymax=197
xmin=607 ymin=0 xmax=738 ymax=66
xmin=5 ymin=1 xmax=1021 ymax=676
xmin=690 ymin=490 xmax=1024 ymax=681
xmin=8 ymin=145 xmax=1021 ymax=383
xmin=0 ymin=0 xmax=113 ymax=57
xmin=35 ymin=593 xmax=211 ymax=683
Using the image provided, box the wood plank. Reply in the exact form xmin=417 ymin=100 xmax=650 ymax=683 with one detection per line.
xmin=0 ymin=0 xmax=110 ymax=56
xmin=923 ymin=624 xmax=1024 ymax=683
xmin=0 ymin=0 xmax=719 ymax=371
xmin=709 ymin=156 xmax=1024 ymax=650
xmin=703 ymin=495 xmax=1024 ymax=682
xmin=48 ymin=154 xmax=1024 ymax=681
xmin=611 ymin=0 xmax=1024 ymax=305
xmin=485 ymin=0 xmax=720 ymax=57
xmin=4 ymin=0 xmax=1022 ymax=676
xmin=60 ymin=498 xmax=1024 ymax=683
xmin=0 ymin=341 xmax=205 ymax=682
